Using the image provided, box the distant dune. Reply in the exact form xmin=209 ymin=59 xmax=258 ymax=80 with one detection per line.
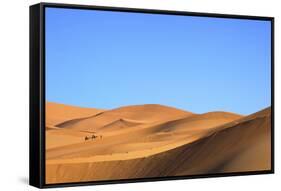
xmin=56 ymin=104 xmax=193 ymax=131
xmin=46 ymin=102 xmax=104 ymax=126
xmin=45 ymin=102 xmax=271 ymax=184
xmin=101 ymin=118 xmax=144 ymax=132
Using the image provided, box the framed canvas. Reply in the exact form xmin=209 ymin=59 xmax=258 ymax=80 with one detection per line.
xmin=30 ymin=2 xmax=274 ymax=188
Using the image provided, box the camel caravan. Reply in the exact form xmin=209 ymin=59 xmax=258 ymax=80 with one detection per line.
xmin=84 ymin=134 xmax=103 ymax=141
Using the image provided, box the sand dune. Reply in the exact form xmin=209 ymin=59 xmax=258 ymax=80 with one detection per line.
xmin=149 ymin=111 xmax=242 ymax=133
xmin=56 ymin=104 xmax=193 ymax=131
xmin=101 ymin=118 xmax=144 ymax=132
xmin=46 ymin=102 xmax=104 ymax=126
xmin=45 ymin=102 xmax=271 ymax=184
xmin=46 ymin=110 xmax=239 ymax=156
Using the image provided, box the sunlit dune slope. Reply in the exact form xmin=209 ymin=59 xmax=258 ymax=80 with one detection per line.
xmin=56 ymin=104 xmax=193 ymax=131
xmin=46 ymin=102 xmax=104 ymax=126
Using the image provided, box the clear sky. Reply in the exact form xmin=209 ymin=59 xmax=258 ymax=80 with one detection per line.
xmin=45 ymin=7 xmax=271 ymax=115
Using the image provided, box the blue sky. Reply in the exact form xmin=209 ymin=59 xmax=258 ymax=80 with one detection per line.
xmin=45 ymin=7 xmax=271 ymax=115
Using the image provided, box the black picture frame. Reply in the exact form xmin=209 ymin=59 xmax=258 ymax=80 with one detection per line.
xmin=30 ymin=2 xmax=275 ymax=189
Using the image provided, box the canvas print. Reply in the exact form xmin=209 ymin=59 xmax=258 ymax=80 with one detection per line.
xmin=45 ymin=7 xmax=272 ymax=184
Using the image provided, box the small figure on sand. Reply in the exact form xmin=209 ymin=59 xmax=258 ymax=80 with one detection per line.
xmin=91 ymin=134 xmax=97 ymax=139
xmin=84 ymin=134 xmax=102 ymax=141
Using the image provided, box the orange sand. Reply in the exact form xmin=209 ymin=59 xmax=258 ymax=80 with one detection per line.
xmin=45 ymin=102 xmax=271 ymax=184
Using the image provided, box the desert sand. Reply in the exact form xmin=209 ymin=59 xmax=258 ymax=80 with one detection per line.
xmin=46 ymin=102 xmax=104 ymax=127
xmin=45 ymin=102 xmax=271 ymax=184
